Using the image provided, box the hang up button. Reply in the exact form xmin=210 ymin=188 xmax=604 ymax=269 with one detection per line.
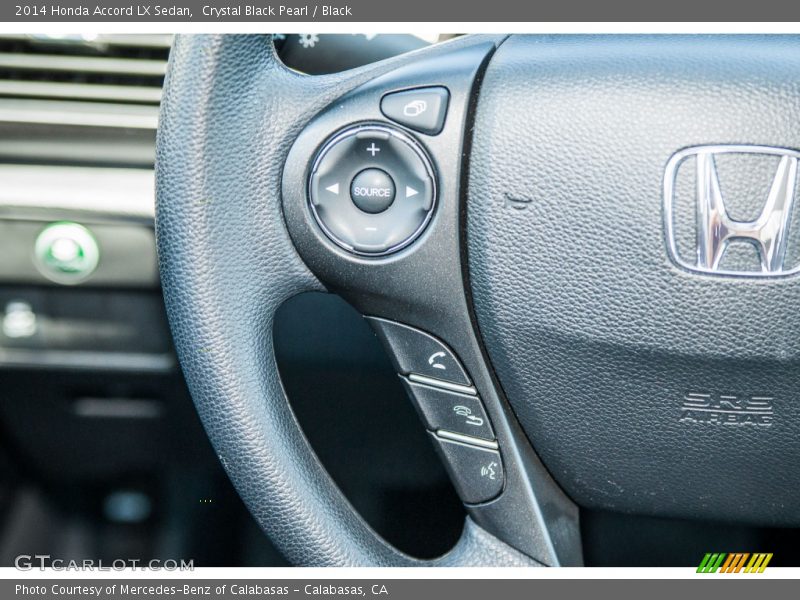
xmin=380 ymin=87 xmax=450 ymax=135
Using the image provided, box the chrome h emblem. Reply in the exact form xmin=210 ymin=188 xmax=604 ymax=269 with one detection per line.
xmin=664 ymin=145 xmax=800 ymax=277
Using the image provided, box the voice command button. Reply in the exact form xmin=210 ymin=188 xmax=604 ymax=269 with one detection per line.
xmin=430 ymin=434 xmax=504 ymax=504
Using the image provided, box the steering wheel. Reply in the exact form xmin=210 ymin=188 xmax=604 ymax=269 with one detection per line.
xmin=156 ymin=34 xmax=800 ymax=566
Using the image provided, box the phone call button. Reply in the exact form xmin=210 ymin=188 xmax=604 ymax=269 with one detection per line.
xmin=367 ymin=317 xmax=471 ymax=387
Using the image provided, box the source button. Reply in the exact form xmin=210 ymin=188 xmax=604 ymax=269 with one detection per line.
xmin=350 ymin=168 xmax=396 ymax=214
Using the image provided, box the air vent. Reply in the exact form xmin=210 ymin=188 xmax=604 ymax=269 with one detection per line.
xmin=0 ymin=34 xmax=171 ymax=129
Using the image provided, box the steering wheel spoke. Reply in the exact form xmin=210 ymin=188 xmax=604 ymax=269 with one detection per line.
xmin=157 ymin=33 xmax=578 ymax=567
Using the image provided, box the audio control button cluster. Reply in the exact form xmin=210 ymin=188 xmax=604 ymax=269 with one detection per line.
xmin=308 ymin=125 xmax=435 ymax=255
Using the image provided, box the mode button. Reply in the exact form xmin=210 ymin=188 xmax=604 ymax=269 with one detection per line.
xmin=381 ymin=87 xmax=449 ymax=135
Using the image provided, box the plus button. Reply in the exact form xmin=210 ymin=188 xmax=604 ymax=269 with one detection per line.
xmin=366 ymin=143 xmax=381 ymax=157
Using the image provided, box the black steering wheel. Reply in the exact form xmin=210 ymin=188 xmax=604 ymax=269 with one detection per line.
xmin=155 ymin=34 xmax=800 ymax=566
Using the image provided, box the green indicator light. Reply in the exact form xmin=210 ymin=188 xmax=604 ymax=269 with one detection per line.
xmin=34 ymin=222 xmax=100 ymax=284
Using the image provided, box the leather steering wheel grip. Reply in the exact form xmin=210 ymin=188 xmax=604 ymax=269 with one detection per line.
xmin=155 ymin=34 xmax=537 ymax=566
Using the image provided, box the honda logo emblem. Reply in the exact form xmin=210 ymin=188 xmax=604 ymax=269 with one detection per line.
xmin=664 ymin=145 xmax=800 ymax=277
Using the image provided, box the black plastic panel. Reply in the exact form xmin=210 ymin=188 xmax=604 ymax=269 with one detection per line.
xmin=0 ymin=286 xmax=172 ymax=370
xmin=0 ymin=218 xmax=158 ymax=288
